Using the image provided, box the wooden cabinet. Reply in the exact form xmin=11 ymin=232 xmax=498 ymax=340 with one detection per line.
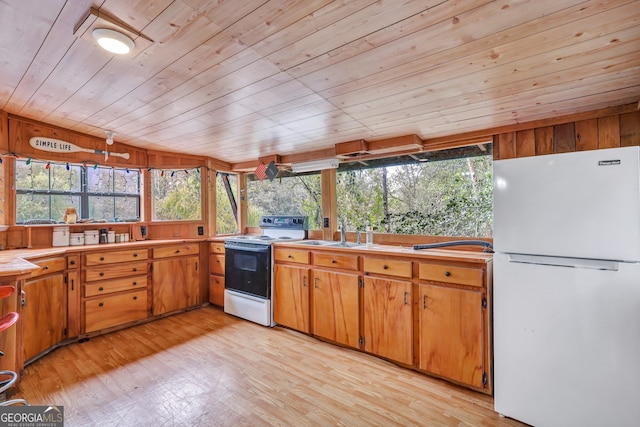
xmin=209 ymin=243 xmax=225 ymax=307
xmin=311 ymin=269 xmax=360 ymax=349
xmin=85 ymin=289 xmax=148 ymax=333
xmin=418 ymin=283 xmax=486 ymax=389
xmin=152 ymin=244 xmax=200 ymax=315
xmin=273 ymin=264 xmax=310 ymax=333
xmin=418 ymin=260 xmax=489 ymax=392
xmin=23 ymin=257 xmax=67 ymax=362
xmin=83 ymin=248 xmax=150 ymax=334
xmin=363 ymin=276 xmax=413 ymax=365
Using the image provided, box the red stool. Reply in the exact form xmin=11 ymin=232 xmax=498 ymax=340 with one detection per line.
xmin=0 ymin=285 xmax=27 ymax=406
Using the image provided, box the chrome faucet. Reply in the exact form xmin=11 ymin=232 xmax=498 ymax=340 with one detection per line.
xmin=340 ymin=218 xmax=347 ymax=244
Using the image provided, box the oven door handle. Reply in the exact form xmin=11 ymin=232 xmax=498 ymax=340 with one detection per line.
xmin=225 ymin=244 xmax=270 ymax=253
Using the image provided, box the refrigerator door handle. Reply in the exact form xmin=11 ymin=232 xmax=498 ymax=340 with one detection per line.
xmin=507 ymin=254 xmax=619 ymax=271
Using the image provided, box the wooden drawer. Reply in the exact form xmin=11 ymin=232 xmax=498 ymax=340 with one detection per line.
xmin=419 ymin=263 xmax=484 ymax=288
xmin=314 ymin=252 xmax=359 ymax=271
xmin=210 ymin=255 xmax=225 ymax=275
xmin=210 ymin=242 xmax=225 ymax=254
xmin=30 ymin=257 xmax=67 ymax=279
xmin=67 ymin=255 xmax=79 ymax=269
xmin=84 ymin=275 xmax=147 ymax=297
xmin=153 ymin=243 xmax=200 ymax=259
xmin=274 ymin=248 xmax=310 ymax=264
xmin=364 ymin=257 xmax=412 ymax=278
xmin=85 ymin=249 xmax=147 ymax=266
xmin=85 ymin=261 xmax=148 ymax=282
xmin=84 ymin=289 xmax=148 ymax=333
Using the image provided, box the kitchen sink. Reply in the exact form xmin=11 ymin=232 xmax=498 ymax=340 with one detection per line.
xmin=326 ymin=242 xmax=361 ymax=248
xmin=296 ymin=240 xmax=333 ymax=246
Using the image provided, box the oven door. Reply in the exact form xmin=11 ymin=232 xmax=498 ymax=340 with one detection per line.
xmin=224 ymin=242 xmax=271 ymax=299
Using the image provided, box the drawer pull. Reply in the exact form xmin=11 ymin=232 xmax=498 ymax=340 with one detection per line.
xmin=133 ymin=296 xmax=137 ymax=300
xmin=288 ymin=255 xmax=293 ymax=259
xmin=133 ymin=268 xmax=137 ymax=272
xmin=99 ymin=272 xmax=104 ymax=277
xmin=133 ymin=281 xmax=137 ymax=286
xmin=44 ymin=265 xmax=49 ymax=270
xmin=100 ymin=257 xmax=105 ymax=261
xmin=133 ymin=253 xmax=138 ymax=257
xmin=176 ymin=249 xmax=180 ymax=253
xmin=332 ymin=259 xmax=337 ymax=264
xmin=444 ymin=271 xmax=451 ymax=277
xmin=99 ymin=302 xmax=104 ymax=307
xmin=99 ymin=287 xmax=104 ymax=291
xmin=383 ymin=265 xmax=388 ymax=270
xmin=70 ymin=260 xmax=76 ymax=265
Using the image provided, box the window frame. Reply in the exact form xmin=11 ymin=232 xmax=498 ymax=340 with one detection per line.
xmin=15 ymin=159 xmax=141 ymax=223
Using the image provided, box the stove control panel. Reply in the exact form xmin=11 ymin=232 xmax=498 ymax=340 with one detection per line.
xmin=260 ymin=215 xmax=309 ymax=229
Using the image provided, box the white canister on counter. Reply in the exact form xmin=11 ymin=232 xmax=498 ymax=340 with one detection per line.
xmin=52 ymin=226 xmax=70 ymax=247
xmin=84 ymin=230 xmax=99 ymax=245
xmin=107 ymin=230 xmax=115 ymax=243
xmin=69 ymin=232 xmax=84 ymax=246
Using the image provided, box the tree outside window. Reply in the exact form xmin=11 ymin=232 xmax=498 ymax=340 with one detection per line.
xmin=152 ymin=168 xmax=202 ymax=221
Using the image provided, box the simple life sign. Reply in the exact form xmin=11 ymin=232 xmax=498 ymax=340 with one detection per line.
xmin=28 ymin=137 xmax=130 ymax=159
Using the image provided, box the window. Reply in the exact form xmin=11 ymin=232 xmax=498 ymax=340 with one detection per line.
xmin=152 ymin=168 xmax=202 ymax=221
xmin=216 ymin=172 xmax=238 ymax=234
xmin=247 ymin=173 xmax=322 ymax=229
xmin=337 ymin=147 xmax=493 ymax=237
xmin=15 ymin=159 xmax=140 ymax=223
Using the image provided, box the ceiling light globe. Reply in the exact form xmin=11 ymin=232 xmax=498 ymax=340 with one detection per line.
xmin=92 ymin=28 xmax=134 ymax=55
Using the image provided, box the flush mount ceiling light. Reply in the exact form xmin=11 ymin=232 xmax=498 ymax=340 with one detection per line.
xmin=92 ymin=28 xmax=134 ymax=54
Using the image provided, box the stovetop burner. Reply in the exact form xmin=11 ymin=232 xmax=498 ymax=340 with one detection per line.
xmin=225 ymin=215 xmax=308 ymax=246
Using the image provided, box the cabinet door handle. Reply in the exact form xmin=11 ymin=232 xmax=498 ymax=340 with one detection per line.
xmin=99 ymin=302 xmax=104 ymax=307
xmin=383 ymin=265 xmax=388 ymax=270
xmin=99 ymin=272 xmax=104 ymax=277
xmin=404 ymin=291 xmax=408 ymax=305
xmin=444 ymin=271 xmax=451 ymax=277
xmin=423 ymin=295 xmax=427 ymax=309
xmin=99 ymin=287 xmax=104 ymax=291
xmin=70 ymin=260 xmax=76 ymax=265
xmin=303 ymin=276 xmax=307 ymax=287
xmin=100 ymin=257 xmax=105 ymax=261
xmin=71 ymin=279 xmax=74 ymax=291
xmin=314 ymin=277 xmax=319 ymax=289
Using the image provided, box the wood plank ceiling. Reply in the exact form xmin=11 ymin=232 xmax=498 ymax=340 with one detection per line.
xmin=1 ymin=0 xmax=639 ymax=166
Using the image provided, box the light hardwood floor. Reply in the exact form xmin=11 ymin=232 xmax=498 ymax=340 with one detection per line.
xmin=15 ymin=307 xmax=527 ymax=426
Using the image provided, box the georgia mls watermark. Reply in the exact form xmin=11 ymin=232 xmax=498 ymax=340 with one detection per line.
xmin=0 ymin=406 xmax=63 ymax=427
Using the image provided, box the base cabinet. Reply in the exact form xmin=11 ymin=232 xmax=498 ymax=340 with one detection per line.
xmin=153 ymin=256 xmax=199 ymax=315
xmin=363 ymin=276 xmax=413 ymax=365
xmin=312 ymin=269 xmax=359 ymax=349
xmin=273 ymin=264 xmax=310 ymax=333
xmin=23 ymin=257 xmax=68 ymax=362
xmin=209 ymin=243 xmax=225 ymax=307
xmin=418 ymin=283 xmax=486 ymax=389
xmin=85 ymin=290 xmax=148 ymax=333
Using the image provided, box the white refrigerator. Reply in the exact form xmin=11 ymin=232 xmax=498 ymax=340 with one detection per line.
xmin=493 ymin=146 xmax=640 ymax=427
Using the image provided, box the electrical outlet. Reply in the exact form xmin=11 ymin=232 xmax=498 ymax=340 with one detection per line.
xmin=197 ymin=226 xmax=204 ymax=236
xmin=323 ymin=217 xmax=329 ymax=228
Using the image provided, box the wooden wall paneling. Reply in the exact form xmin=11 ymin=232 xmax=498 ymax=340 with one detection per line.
xmin=597 ymin=115 xmax=621 ymax=149
xmin=494 ymin=132 xmax=516 ymax=160
xmin=619 ymin=111 xmax=640 ymax=146
xmin=238 ymin=173 xmax=247 ymax=234
xmin=0 ymin=110 xmax=8 ymax=152
xmin=575 ymin=118 xmax=598 ymax=151
xmin=8 ymin=117 xmax=147 ymax=167
xmin=146 ymin=222 xmax=205 ymax=240
xmin=553 ymin=122 xmax=576 ymax=153
xmin=321 ymin=169 xmax=337 ymax=240
xmin=515 ymin=129 xmax=535 ymax=158
xmin=534 ymin=126 xmax=554 ymax=155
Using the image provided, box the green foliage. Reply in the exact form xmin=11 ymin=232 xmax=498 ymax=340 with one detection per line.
xmin=339 ymin=156 xmax=493 ymax=237
xmin=216 ymin=173 xmax=238 ymax=234
xmin=246 ymin=174 xmax=322 ymax=229
xmin=153 ymin=170 xmax=201 ymax=221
